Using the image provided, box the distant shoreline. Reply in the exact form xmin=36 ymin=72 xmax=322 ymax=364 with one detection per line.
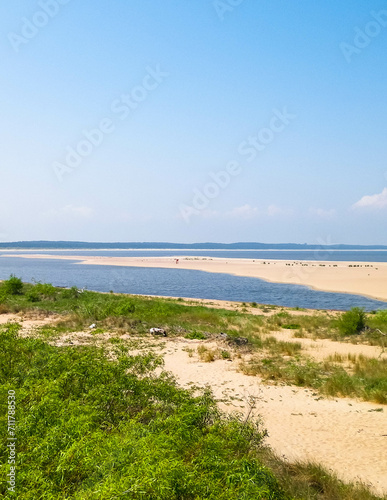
xmin=1 ymin=247 xmax=387 ymax=252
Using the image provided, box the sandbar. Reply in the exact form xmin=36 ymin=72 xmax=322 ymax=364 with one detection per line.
xmin=3 ymin=254 xmax=387 ymax=302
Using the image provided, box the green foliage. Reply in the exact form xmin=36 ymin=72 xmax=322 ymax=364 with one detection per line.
xmin=372 ymin=309 xmax=387 ymax=323
xmin=185 ymin=330 xmax=207 ymax=340
xmin=337 ymin=307 xmax=366 ymax=336
xmin=1 ymin=274 xmax=23 ymax=295
xmin=0 ymin=322 xmax=286 ymax=499
xmin=367 ymin=309 xmax=387 ymax=334
xmin=61 ymin=286 xmax=81 ymax=300
xmin=27 ymin=282 xmax=58 ymax=302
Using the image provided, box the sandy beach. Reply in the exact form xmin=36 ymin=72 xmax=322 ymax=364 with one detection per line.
xmin=5 ymin=253 xmax=387 ymax=302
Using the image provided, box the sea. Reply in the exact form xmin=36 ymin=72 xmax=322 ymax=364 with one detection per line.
xmin=0 ymin=249 xmax=386 ymax=311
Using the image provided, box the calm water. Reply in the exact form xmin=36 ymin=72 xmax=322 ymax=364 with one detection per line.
xmin=2 ymin=249 xmax=387 ymax=262
xmin=0 ymin=255 xmax=386 ymax=311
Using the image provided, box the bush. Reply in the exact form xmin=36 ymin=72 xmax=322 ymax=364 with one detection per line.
xmin=337 ymin=307 xmax=366 ymax=336
xmin=61 ymin=286 xmax=80 ymax=300
xmin=185 ymin=330 xmax=207 ymax=340
xmin=1 ymin=275 xmax=23 ymax=295
xmin=372 ymin=309 xmax=387 ymax=325
xmin=27 ymin=283 xmax=57 ymax=302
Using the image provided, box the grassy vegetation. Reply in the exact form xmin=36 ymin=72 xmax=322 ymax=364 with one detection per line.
xmin=1 ymin=322 xmax=286 ymax=499
xmin=0 ymin=277 xmax=386 ymax=498
xmin=241 ymin=353 xmax=387 ymax=404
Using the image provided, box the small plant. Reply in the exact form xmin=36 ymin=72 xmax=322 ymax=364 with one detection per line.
xmin=183 ymin=347 xmax=194 ymax=357
xmin=337 ymin=307 xmax=366 ymax=336
xmin=197 ymin=345 xmax=216 ymax=362
xmin=221 ymin=350 xmax=231 ymax=359
xmin=185 ymin=330 xmax=207 ymax=340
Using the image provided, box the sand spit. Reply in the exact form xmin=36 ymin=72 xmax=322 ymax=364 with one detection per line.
xmin=4 ymin=253 xmax=387 ymax=302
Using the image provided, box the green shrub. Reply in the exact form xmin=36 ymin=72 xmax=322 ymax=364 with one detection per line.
xmin=337 ymin=307 xmax=366 ymax=336
xmin=61 ymin=286 xmax=80 ymax=299
xmin=27 ymin=282 xmax=57 ymax=302
xmin=1 ymin=274 xmax=23 ymax=295
xmin=185 ymin=330 xmax=207 ymax=340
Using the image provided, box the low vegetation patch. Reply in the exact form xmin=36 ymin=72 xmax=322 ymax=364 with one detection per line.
xmin=241 ymin=353 xmax=387 ymax=404
xmin=337 ymin=307 xmax=366 ymax=336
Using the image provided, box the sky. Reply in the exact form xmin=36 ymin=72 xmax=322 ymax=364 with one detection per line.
xmin=1 ymin=0 xmax=386 ymax=245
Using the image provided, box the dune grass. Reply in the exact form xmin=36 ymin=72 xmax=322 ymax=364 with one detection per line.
xmin=240 ymin=353 xmax=387 ymax=404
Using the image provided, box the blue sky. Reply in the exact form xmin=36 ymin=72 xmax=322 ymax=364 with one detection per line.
xmin=1 ymin=1 xmax=386 ymax=244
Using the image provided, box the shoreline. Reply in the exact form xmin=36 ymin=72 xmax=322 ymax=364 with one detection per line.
xmin=3 ymin=253 xmax=387 ymax=303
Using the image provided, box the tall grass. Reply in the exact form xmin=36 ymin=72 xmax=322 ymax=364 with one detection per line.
xmin=241 ymin=354 xmax=387 ymax=404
